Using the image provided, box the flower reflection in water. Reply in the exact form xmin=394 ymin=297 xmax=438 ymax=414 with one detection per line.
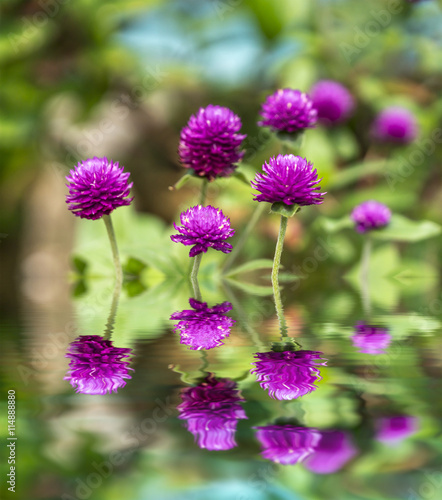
xmin=177 ymin=374 xmax=247 ymax=451
xmin=254 ymin=425 xmax=321 ymax=465
xmin=304 ymin=430 xmax=358 ymax=474
xmin=64 ymin=335 xmax=133 ymax=395
xmin=251 ymin=350 xmax=326 ymax=400
xmin=170 ymin=298 xmax=235 ymax=350
xmin=351 ymin=323 xmax=392 ymax=355
xmin=375 ymin=416 xmax=419 ymax=445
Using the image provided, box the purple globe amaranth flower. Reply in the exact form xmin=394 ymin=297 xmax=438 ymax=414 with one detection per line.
xmin=251 ymin=155 xmax=325 ymax=207
xmin=351 ymin=200 xmax=391 ymax=233
xmin=170 ymin=298 xmax=235 ymax=350
xmin=251 ymin=350 xmax=326 ymax=400
xmin=304 ymin=430 xmax=358 ymax=474
xmin=310 ymin=80 xmax=355 ymax=125
xmin=177 ymin=374 xmax=247 ymax=450
xmin=170 ymin=205 xmax=235 ymax=257
xmin=254 ymin=425 xmax=321 ymax=465
xmin=372 ymin=107 xmax=418 ymax=144
xmin=66 ymin=157 xmax=133 ymax=220
xmin=179 ymin=105 xmax=246 ymax=181
xmin=351 ymin=323 xmax=392 ymax=355
xmin=375 ymin=416 xmax=419 ymax=445
xmin=258 ymin=89 xmax=317 ymax=134
xmin=64 ymin=335 xmax=133 ymax=395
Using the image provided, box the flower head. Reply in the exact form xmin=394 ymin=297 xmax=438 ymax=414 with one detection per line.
xmin=351 ymin=323 xmax=392 ymax=355
xmin=251 ymin=155 xmax=325 ymax=207
xmin=375 ymin=416 xmax=419 ymax=444
xmin=254 ymin=425 xmax=321 ymax=465
xmin=372 ymin=107 xmax=418 ymax=144
xmin=251 ymin=350 xmax=326 ymax=400
xmin=258 ymin=89 xmax=317 ymax=134
xmin=351 ymin=200 xmax=391 ymax=233
xmin=177 ymin=374 xmax=247 ymax=450
xmin=310 ymin=80 xmax=355 ymax=125
xmin=170 ymin=298 xmax=235 ymax=350
xmin=179 ymin=105 xmax=246 ymax=181
xmin=170 ymin=205 xmax=235 ymax=257
xmin=64 ymin=335 xmax=133 ymax=395
xmin=65 ymin=157 xmax=133 ymax=220
xmin=304 ymin=430 xmax=358 ymax=474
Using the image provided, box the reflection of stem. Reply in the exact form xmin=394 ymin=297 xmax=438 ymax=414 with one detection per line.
xmin=190 ymin=254 xmax=203 ymax=301
xmin=199 ymin=350 xmax=209 ymax=373
xmin=199 ymin=178 xmax=209 ymax=206
xmin=103 ymin=281 xmax=122 ymax=340
xmin=222 ymin=281 xmax=266 ymax=350
xmin=102 ymin=214 xmax=123 ymax=289
xmin=360 ymin=236 xmax=372 ymax=317
xmin=222 ymin=203 xmax=267 ymax=273
xmin=272 ymin=215 xmax=288 ymax=338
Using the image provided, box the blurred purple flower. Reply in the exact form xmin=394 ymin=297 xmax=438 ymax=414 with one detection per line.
xmin=375 ymin=416 xmax=419 ymax=444
xmin=351 ymin=323 xmax=392 ymax=355
xmin=254 ymin=425 xmax=321 ymax=465
xmin=351 ymin=200 xmax=391 ymax=233
xmin=177 ymin=374 xmax=247 ymax=450
xmin=64 ymin=335 xmax=133 ymax=395
xmin=310 ymin=80 xmax=355 ymax=125
xmin=179 ymin=105 xmax=246 ymax=181
xmin=66 ymin=157 xmax=133 ymax=220
xmin=251 ymin=350 xmax=326 ymax=400
xmin=258 ymin=88 xmax=317 ymax=133
xmin=372 ymin=107 xmax=418 ymax=144
xmin=251 ymin=155 xmax=325 ymax=206
xmin=304 ymin=430 xmax=358 ymax=474
xmin=170 ymin=298 xmax=235 ymax=350
xmin=170 ymin=205 xmax=235 ymax=257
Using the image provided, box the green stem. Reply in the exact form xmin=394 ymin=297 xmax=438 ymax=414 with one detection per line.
xmin=190 ymin=253 xmax=203 ymax=301
xmin=272 ymin=215 xmax=288 ymax=337
xmin=199 ymin=350 xmax=209 ymax=373
xmin=103 ymin=280 xmax=122 ymax=340
xmin=222 ymin=202 xmax=267 ymax=273
xmin=199 ymin=178 xmax=209 ymax=206
xmin=360 ymin=236 xmax=372 ymax=317
xmin=102 ymin=214 xmax=123 ymax=289
xmin=221 ymin=281 xmax=266 ymax=350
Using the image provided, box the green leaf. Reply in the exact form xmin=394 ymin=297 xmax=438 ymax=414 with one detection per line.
xmin=317 ymin=215 xmax=353 ymax=233
xmin=225 ymin=278 xmax=274 ymax=296
xmin=329 ymin=160 xmax=388 ymax=189
xmin=224 ymin=259 xmax=274 ymax=277
xmin=124 ymin=257 xmax=147 ymax=276
xmin=72 ymin=256 xmax=88 ymax=275
xmin=232 ymin=168 xmax=251 ymax=186
xmin=170 ymin=172 xmax=194 ymax=191
xmin=270 ymin=202 xmax=301 ymax=217
xmin=370 ymin=214 xmax=441 ymax=242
